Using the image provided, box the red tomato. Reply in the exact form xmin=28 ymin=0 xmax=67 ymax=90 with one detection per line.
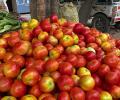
xmin=50 ymin=71 xmax=61 ymax=82
xmin=76 ymin=55 xmax=86 ymax=68
xmin=92 ymin=74 xmax=102 ymax=87
xmin=32 ymin=59 xmax=45 ymax=74
xmin=59 ymin=62 xmax=73 ymax=75
xmin=21 ymin=68 xmax=40 ymax=86
xmin=3 ymin=52 xmax=13 ymax=62
xmin=103 ymin=54 xmax=119 ymax=69
xmin=66 ymin=54 xmax=77 ymax=66
xmin=86 ymin=89 xmax=100 ymax=100
xmin=45 ymin=59 xmax=59 ymax=72
xmin=10 ymin=80 xmax=26 ymax=97
xmin=84 ymin=51 xmax=96 ymax=61
xmin=33 ymin=45 xmax=48 ymax=59
xmin=57 ymin=75 xmax=74 ymax=91
xmin=58 ymin=92 xmax=70 ymax=100
xmin=42 ymin=96 xmax=56 ymax=100
xmin=98 ymin=64 xmax=110 ymax=77
xmin=3 ymin=62 xmax=20 ymax=78
xmin=29 ymin=84 xmax=41 ymax=97
xmin=70 ymin=87 xmax=85 ymax=100
xmin=10 ymin=55 xmax=25 ymax=68
xmin=105 ymin=70 xmax=119 ymax=85
xmin=0 ymin=77 xmax=13 ymax=92
xmin=39 ymin=76 xmax=55 ymax=92
xmin=87 ymin=59 xmax=101 ymax=72
xmin=25 ymin=57 xmax=35 ymax=68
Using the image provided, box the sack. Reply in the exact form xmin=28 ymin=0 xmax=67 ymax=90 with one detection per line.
xmin=58 ymin=2 xmax=79 ymax=22
xmin=0 ymin=0 xmax=9 ymax=12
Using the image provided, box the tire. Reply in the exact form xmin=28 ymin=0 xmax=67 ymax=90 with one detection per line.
xmin=115 ymin=22 xmax=120 ymax=29
xmin=92 ymin=13 xmax=110 ymax=32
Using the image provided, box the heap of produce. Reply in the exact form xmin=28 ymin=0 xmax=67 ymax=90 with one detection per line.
xmin=0 ymin=14 xmax=120 ymax=100
xmin=0 ymin=11 xmax=20 ymax=33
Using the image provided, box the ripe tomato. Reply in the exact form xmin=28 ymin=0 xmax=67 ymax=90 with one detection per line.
xmin=29 ymin=84 xmax=41 ymax=97
xmin=45 ymin=59 xmax=59 ymax=72
xmin=21 ymin=68 xmax=40 ymax=86
xmin=0 ymin=77 xmax=13 ymax=92
xmin=98 ymin=64 xmax=110 ymax=77
xmin=10 ymin=80 xmax=27 ymax=97
xmin=20 ymin=94 xmax=37 ymax=100
xmin=66 ymin=54 xmax=77 ymax=66
xmin=87 ymin=59 xmax=101 ymax=72
xmin=39 ymin=76 xmax=55 ymax=92
xmin=103 ymin=54 xmax=119 ymax=69
xmin=86 ymin=89 xmax=100 ymax=100
xmin=57 ymin=75 xmax=74 ymax=91
xmin=70 ymin=87 xmax=85 ymax=100
xmin=3 ymin=62 xmax=20 ymax=78
xmin=59 ymin=62 xmax=73 ymax=75
xmin=33 ymin=45 xmax=48 ymax=59
xmin=10 ymin=55 xmax=25 ymax=68
xmin=76 ymin=55 xmax=86 ymax=68
xmin=1 ymin=96 xmax=17 ymax=100
xmin=58 ymin=92 xmax=70 ymax=100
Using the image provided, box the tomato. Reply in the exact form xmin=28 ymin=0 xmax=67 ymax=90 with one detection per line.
xmin=10 ymin=55 xmax=25 ymax=68
xmin=87 ymin=59 xmax=101 ymax=72
xmin=72 ymin=75 xmax=80 ymax=86
xmin=0 ymin=38 xmax=7 ymax=48
xmin=58 ymin=92 xmax=70 ymax=100
xmin=50 ymin=14 xmax=58 ymax=23
xmin=92 ymin=74 xmax=102 ymax=87
xmin=40 ymin=18 xmax=51 ymax=32
xmin=76 ymin=55 xmax=86 ymax=68
xmin=45 ymin=59 xmax=59 ymax=72
xmin=29 ymin=84 xmax=41 ymax=97
xmin=22 ymin=68 xmax=40 ymax=86
xmin=1 ymin=96 xmax=17 ymax=100
xmin=77 ymin=67 xmax=91 ymax=77
xmin=105 ymin=70 xmax=119 ymax=85
xmin=38 ymin=93 xmax=52 ymax=100
xmin=3 ymin=52 xmax=13 ymax=62
xmin=100 ymin=91 xmax=112 ymax=100
xmin=57 ymin=75 xmax=74 ymax=91
xmin=33 ymin=45 xmax=48 ymax=59
xmin=32 ymin=59 xmax=45 ymax=74
xmin=10 ymin=80 xmax=26 ymax=97
xmin=103 ymin=54 xmax=119 ymax=69
xmin=70 ymin=87 xmax=85 ymax=100
xmin=49 ymin=48 xmax=60 ymax=59
xmin=0 ymin=47 xmax=6 ymax=60
xmin=84 ymin=51 xmax=96 ymax=61
xmin=42 ymin=96 xmax=56 ymax=100
xmin=86 ymin=89 xmax=100 ymax=100
xmin=20 ymin=94 xmax=37 ymax=100
xmin=66 ymin=54 xmax=77 ymax=66
xmin=0 ymin=77 xmax=13 ymax=92
xmin=79 ymin=75 xmax=95 ymax=91
xmin=50 ymin=71 xmax=61 ymax=82
xmin=39 ymin=76 xmax=55 ymax=92
xmin=25 ymin=57 xmax=35 ymax=68
xmin=13 ymin=40 xmax=31 ymax=55
xmin=60 ymin=35 xmax=74 ymax=47
xmin=59 ymin=62 xmax=73 ymax=75
xmin=3 ymin=62 xmax=20 ymax=78
xmin=98 ymin=64 xmax=110 ymax=77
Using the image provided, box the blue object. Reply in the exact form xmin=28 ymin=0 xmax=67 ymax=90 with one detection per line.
xmin=16 ymin=0 xmax=30 ymax=13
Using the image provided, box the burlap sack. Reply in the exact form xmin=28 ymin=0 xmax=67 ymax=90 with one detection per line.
xmin=58 ymin=2 xmax=79 ymax=22
xmin=0 ymin=0 xmax=8 ymax=12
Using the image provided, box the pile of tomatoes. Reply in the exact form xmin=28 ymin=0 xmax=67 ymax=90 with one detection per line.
xmin=0 ymin=14 xmax=120 ymax=100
